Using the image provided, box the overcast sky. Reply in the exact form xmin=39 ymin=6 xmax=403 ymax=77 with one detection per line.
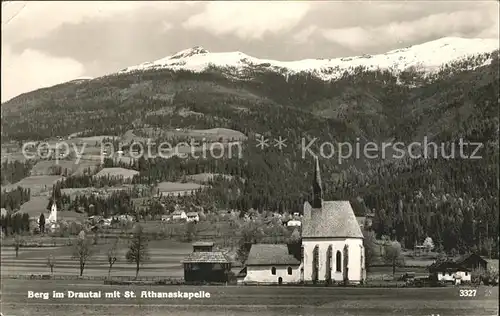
xmin=1 ymin=1 xmax=499 ymax=102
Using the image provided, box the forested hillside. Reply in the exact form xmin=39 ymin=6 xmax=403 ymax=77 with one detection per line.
xmin=1 ymin=51 xmax=498 ymax=256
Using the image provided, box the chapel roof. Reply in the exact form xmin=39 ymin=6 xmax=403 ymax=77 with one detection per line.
xmin=245 ymin=244 xmax=300 ymax=266
xmin=303 ymin=200 xmax=363 ymax=239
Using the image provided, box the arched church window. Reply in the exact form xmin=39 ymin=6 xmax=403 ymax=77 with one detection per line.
xmin=287 ymin=267 xmax=292 ymax=275
xmin=336 ymin=250 xmax=342 ymax=272
xmin=312 ymin=245 xmax=319 ymax=282
xmin=326 ymin=245 xmax=332 ymax=281
xmin=271 ymin=267 xmax=276 ymax=275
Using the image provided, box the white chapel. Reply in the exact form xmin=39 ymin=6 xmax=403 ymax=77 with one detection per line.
xmin=240 ymin=157 xmax=365 ymax=285
xmin=301 ymin=157 xmax=366 ymax=284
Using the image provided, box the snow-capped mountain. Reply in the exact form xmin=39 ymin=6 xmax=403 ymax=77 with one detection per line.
xmin=118 ymin=37 xmax=499 ymax=81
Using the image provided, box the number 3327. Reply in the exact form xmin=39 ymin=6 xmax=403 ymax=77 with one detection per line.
xmin=459 ymin=289 xmax=477 ymax=297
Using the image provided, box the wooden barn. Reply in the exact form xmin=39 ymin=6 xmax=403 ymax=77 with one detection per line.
xmin=182 ymin=242 xmax=231 ymax=283
xmin=455 ymin=253 xmax=488 ymax=273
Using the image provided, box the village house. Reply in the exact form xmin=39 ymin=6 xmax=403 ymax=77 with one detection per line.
xmin=428 ymin=260 xmax=472 ymax=284
xmin=186 ymin=212 xmax=199 ymax=223
xmin=286 ymin=219 xmax=302 ymax=227
xmin=171 ymin=209 xmax=187 ymax=221
xmin=454 ymin=253 xmax=488 ymax=273
xmin=181 ymin=242 xmax=232 ymax=283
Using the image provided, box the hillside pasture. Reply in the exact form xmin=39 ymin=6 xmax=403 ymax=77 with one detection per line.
xmin=61 ymin=186 xmax=132 ymax=198
xmin=155 ymin=181 xmax=206 ymax=197
xmin=129 ymin=127 xmax=247 ymax=143
xmin=17 ymin=196 xmax=86 ymax=221
xmin=2 ymin=175 xmax=64 ymax=195
xmin=66 ymin=135 xmax=118 ymax=146
xmin=185 ymin=173 xmax=235 ymax=184
xmin=29 ymin=160 xmax=100 ymax=176
xmin=94 ymin=167 xmax=139 ymax=180
xmin=1 ymin=152 xmax=33 ymax=163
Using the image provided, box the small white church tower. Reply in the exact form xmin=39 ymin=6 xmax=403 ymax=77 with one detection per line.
xmin=48 ymin=199 xmax=57 ymax=223
xmin=301 ymin=157 xmax=365 ymax=284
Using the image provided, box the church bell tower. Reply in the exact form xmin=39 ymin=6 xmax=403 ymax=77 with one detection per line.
xmin=312 ymin=156 xmax=323 ymax=208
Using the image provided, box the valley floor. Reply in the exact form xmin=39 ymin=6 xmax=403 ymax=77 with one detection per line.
xmin=1 ymin=279 xmax=498 ymax=316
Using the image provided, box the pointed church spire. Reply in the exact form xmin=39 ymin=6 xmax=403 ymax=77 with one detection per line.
xmin=312 ymin=155 xmax=323 ymax=208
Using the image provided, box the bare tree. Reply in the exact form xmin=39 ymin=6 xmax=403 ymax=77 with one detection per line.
xmin=126 ymin=224 xmax=150 ymax=279
xmin=13 ymin=234 xmax=24 ymax=258
xmin=72 ymin=230 xmax=93 ymax=277
xmin=383 ymin=241 xmax=405 ymax=277
xmin=107 ymin=238 xmax=120 ymax=278
xmin=47 ymin=255 xmax=55 ymax=275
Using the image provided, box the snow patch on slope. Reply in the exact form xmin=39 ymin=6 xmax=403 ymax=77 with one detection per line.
xmin=118 ymin=37 xmax=499 ymax=81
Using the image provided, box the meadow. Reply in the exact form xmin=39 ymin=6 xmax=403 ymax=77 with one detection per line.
xmin=1 ymin=279 xmax=498 ymax=316
xmin=1 ymin=239 xmax=192 ymax=278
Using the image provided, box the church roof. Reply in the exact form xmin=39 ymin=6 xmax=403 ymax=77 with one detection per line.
xmin=245 ymin=244 xmax=300 ymax=266
xmin=303 ymin=200 xmax=363 ymax=239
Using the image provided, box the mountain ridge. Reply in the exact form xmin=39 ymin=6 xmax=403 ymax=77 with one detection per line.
xmin=2 ymin=37 xmax=498 ymax=105
xmin=118 ymin=37 xmax=499 ymax=80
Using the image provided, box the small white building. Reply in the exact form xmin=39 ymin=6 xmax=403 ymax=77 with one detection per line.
xmin=287 ymin=220 xmax=302 ymax=227
xmin=428 ymin=260 xmax=472 ymax=284
xmin=172 ymin=210 xmax=187 ymax=221
xmin=37 ymin=200 xmax=60 ymax=232
xmin=186 ymin=212 xmax=199 ymax=223
xmin=240 ymin=244 xmax=301 ymax=285
xmin=118 ymin=214 xmax=135 ymax=222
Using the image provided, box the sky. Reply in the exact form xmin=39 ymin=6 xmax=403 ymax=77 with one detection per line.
xmin=1 ymin=1 xmax=499 ymax=102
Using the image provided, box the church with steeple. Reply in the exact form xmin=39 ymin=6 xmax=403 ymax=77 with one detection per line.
xmin=301 ymin=156 xmax=365 ymax=284
xmin=240 ymin=157 xmax=365 ymax=285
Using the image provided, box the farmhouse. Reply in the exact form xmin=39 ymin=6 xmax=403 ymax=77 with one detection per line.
xmin=181 ymin=242 xmax=232 ymax=283
xmin=239 ymin=244 xmax=301 ymax=285
xmin=172 ymin=210 xmax=187 ymax=221
xmin=186 ymin=212 xmax=199 ymax=222
xmin=287 ymin=219 xmax=302 ymax=227
xmin=454 ymin=253 xmax=488 ymax=273
xmin=428 ymin=260 xmax=472 ymax=284
xmin=241 ymin=158 xmax=365 ymax=285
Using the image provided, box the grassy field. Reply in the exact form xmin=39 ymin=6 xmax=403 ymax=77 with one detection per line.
xmin=30 ymin=160 xmax=100 ymax=176
xmin=1 ymin=239 xmax=192 ymax=278
xmin=1 ymin=280 xmax=497 ymax=316
xmin=155 ymin=181 xmax=206 ymax=196
xmin=94 ymin=168 xmax=139 ymax=180
xmin=185 ymin=173 xmax=235 ymax=184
